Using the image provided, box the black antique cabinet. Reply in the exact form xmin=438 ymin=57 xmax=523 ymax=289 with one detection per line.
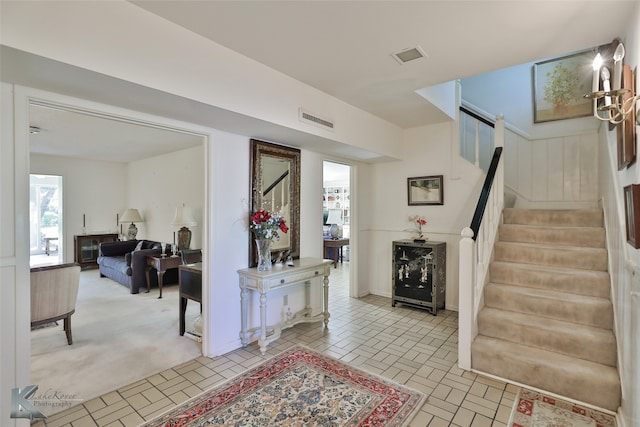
xmin=392 ymin=239 xmax=446 ymax=315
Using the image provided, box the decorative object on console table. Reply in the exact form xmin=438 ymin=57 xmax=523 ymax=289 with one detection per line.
xmin=249 ymin=209 xmax=288 ymax=271
xmin=120 ymin=208 xmax=143 ymax=240
xmin=172 ymin=203 xmax=197 ymax=250
xmin=391 ymin=239 xmax=446 ymax=315
xmin=74 ymin=233 xmax=119 ymax=270
xmin=406 ymin=214 xmax=427 ymax=241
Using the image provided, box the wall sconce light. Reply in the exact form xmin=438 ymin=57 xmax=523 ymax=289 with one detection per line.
xmin=172 ymin=203 xmax=197 ymax=250
xmin=585 ymin=42 xmax=640 ymax=126
xmin=120 ymin=208 xmax=144 ymax=240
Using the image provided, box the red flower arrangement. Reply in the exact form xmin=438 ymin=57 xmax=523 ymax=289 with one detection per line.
xmin=250 ymin=210 xmax=288 ymax=240
xmin=407 ymin=215 xmax=427 ymax=240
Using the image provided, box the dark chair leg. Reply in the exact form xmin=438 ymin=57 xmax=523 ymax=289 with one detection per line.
xmin=64 ymin=315 xmax=72 ymax=345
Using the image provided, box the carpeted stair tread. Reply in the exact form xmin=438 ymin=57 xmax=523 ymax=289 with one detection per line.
xmin=494 ymin=241 xmax=608 ymax=271
xmin=499 ymin=224 xmax=605 ymax=248
xmin=503 ymin=208 xmax=603 ymax=227
xmin=472 ymin=336 xmax=620 ymax=411
xmin=490 ymin=261 xmax=610 ymax=298
xmin=484 ymin=283 xmax=613 ymax=329
xmin=477 ymin=307 xmax=617 ymax=366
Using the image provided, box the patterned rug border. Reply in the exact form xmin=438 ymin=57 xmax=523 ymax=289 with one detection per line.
xmin=141 ymin=344 xmax=427 ymax=427
xmin=508 ymin=388 xmax=617 ymax=427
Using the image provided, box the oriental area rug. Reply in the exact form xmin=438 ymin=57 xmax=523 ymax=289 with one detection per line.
xmin=509 ymin=389 xmax=616 ymax=427
xmin=141 ymin=345 xmax=426 ymax=427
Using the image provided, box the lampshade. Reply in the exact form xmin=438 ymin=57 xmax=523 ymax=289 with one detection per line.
xmin=325 ymin=209 xmax=343 ymax=225
xmin=326 ymin=209 xmax=343 ymax=239
xmin=120 ymin=208 xmax=143 ymax=223
xmin=171 ymin=205 xmax=197 ymax=228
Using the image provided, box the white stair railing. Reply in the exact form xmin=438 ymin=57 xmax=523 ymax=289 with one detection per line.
xmin=458 ymin=115 xmax=504 ymax=370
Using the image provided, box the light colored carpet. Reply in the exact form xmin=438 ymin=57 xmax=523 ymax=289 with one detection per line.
xmin=472 ymin=208 xmax=620 ymax=411
xmin=30 ymin=269 xmax=202 ymax=416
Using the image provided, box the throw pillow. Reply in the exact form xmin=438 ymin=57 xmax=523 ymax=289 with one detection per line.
xmin=134 ymin=241 xmax=144 ymax=251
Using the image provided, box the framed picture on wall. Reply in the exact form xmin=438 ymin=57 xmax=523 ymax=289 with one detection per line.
xmin=533 ymin=49 xmax=595 ymax=123
xmin=624 ymin=184 xmax=640 ymax=248
xmin=407 ymin=175 xmax=443 ymax=206
xmin=616 ymin=65 xmax=636 ymax=170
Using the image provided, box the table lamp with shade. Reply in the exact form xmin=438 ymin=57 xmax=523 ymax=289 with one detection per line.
xmin=325 ymin=209 xmax=343 ymax=239
xmin=120 ymin=208 xmax=143 ymax=240
xmin=172 ymin=203 xmax=197 ymax=250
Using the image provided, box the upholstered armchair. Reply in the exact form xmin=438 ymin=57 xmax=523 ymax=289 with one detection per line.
xmin=30 ymin=263 xmax=81 ymax=345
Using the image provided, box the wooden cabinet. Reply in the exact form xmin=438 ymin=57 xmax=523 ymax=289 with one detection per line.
xmin=392 ymin=239 xmax=446 ymax=315
xmin=74 ymin=233 xmax=118 ymax=269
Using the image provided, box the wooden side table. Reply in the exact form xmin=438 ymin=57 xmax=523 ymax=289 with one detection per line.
xmin=323 ymin=238 xmax=349 ymax=268
xmin=146 ymin=254 xmax=181 ymax=298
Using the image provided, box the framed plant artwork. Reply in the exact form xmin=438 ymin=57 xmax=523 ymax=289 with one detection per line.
xmin=533 ymin=49 xmax=595 ymax=123
xmin=624 ymin=184 xmax=640 ymax=249
xmin=407 ymin=175 xmax=443 ymax=206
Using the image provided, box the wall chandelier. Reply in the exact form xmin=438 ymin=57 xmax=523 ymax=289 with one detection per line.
xmin=585 ymin=41 xmax=639 ymax=126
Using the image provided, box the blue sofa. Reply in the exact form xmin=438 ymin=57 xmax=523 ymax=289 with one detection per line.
xmin=97 ymin=240 xmax=176 ymax=294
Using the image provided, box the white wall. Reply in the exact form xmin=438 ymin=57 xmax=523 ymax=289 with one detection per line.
xmin=30 ymin=154 xmax=127 ymax=262
xmin=600 ymin=3 xmax=640 ymax=425
xmin=361 ymin=121 xmax=484 ymax=310
xmin=127 ymin=145 xmax=205 ymax=248
xmin=504 ymin=130 xmax=599 ymax=209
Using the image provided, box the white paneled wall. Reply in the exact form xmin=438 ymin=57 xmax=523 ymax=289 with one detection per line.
xmin=504 ymin=130 xmax=599 ymax=209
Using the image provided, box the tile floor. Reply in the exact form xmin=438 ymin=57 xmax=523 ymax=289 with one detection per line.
xmin=33 ymin=263 xmax=518 ymax=427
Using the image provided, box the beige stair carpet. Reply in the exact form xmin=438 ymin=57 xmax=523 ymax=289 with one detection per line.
xmin=471 ymin=208 xmax=621 ymax=412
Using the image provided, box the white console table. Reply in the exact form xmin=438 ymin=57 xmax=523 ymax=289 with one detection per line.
xmin=238 ymin=258 xmax=332 ymax=354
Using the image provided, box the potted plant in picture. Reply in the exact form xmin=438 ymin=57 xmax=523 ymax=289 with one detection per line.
xmin=543 ymin=62 xmax=580 ymax=116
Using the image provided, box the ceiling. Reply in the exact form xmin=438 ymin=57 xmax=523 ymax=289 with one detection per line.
xmin=132 ymin=0 xmax=636 ymax=129
xmin=24 ymin=1 xmax=638 ymax=162
xmin=29 ymin=104 xmax=203 ymax=163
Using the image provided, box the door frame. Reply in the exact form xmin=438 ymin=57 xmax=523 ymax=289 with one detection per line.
xmin=10 ymin=85 xmax=215 ymax=401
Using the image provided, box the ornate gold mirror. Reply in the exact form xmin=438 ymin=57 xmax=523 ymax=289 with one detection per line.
xmin=249 ymin=139 xmax=300 ymax=267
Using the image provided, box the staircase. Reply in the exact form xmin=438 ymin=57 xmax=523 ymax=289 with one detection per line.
xmin=471 ymin=208 xmax=621 ymax=412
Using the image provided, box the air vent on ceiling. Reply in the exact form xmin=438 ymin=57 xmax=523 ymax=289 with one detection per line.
xmin=392 ymin=46 xmax=427 ymax=64
xmin=299 ymin=108 xmax=334 ymax=131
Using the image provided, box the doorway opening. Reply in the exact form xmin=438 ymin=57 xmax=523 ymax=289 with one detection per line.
xmin=323 ymin=161 xmax=351 ymax=295
xmin=30 ymin=174 xmax=63 ymax=267
xmin=23 ymin=95 xmax=208 ymax=415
